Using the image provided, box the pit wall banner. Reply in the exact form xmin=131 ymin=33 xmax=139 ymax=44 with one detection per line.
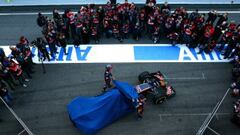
xmin=0 ymin=44 xmax=229 ymax=64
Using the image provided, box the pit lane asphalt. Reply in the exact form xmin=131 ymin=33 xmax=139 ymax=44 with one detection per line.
xmin=0 ymin=6 xmax=240 ymax=45
xmin=0 ymin=6 xmax=240 ymax=135
xmin=0 ymin=63 xmax=238 ymax=135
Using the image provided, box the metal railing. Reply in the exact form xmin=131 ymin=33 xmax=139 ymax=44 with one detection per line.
xmin=0 ymin=97 xmax=34 ymax=135
xmin=196 ymin=88 xmax=231 ymax=135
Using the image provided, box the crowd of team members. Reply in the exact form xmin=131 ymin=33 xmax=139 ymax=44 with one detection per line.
xmin=0 ymin=36 xmax=35 ymax=106
xmin=36 ymin=0 xmax=240 ymax=60
xmin=230 ymin=57 xmax=240 ymax=126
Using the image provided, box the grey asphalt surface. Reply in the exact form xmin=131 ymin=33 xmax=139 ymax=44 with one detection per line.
xmin=0 ymin=5 xmax=240 ymax=135
xmin=0 ymin=6 xmax=240 ymax=45
xmin=0 ymin=63 xmax=238 ymax=135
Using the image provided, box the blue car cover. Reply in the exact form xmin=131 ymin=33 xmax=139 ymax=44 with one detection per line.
xmin=67 ymin=80 xmax=138 ymax=135
xmin=113 ymin=80 xmax=139 ymax=108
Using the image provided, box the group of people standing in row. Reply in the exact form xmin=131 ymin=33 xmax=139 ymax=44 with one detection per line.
xmin=0 ymin=36 xmax=35 ymax=106
xmin=230 ymin=55 xmax=240 ymax=126
xmin=36 ymin=0 xmax=240 ymax=61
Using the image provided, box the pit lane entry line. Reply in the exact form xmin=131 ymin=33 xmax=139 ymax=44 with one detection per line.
xmin=0 ymin=10 xmax=240 ymax=16
xmin=163 ymin=72 xmax=206 ymax=80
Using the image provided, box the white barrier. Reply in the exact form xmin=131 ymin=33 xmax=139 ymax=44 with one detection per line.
xmin=0 ymin=44 xmax=230 ymax=64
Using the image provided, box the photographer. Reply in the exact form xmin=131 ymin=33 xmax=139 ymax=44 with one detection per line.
xmin=32 ymin=37 xmax=50 ymax=61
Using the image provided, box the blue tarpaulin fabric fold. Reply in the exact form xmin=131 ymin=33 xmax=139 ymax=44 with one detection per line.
xmin=113 ymin=80 xmax=139 ymax=107
xmin=67 ymin=80 xmax=138 ymax=135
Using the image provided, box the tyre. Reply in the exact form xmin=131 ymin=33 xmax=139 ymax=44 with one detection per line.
xmin=138 ymin=71 xmax=150 ymax=83
xmin=152 ymin=95 xmax=167 ymax=105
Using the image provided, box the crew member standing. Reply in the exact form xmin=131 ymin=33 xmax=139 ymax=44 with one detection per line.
xmin=136 ymin=94 xmax=146 ymax=120
xmin=103 ymin=64 xmax=113 ymax=92
xmin=57 ymin=33 xmax=68 ymax=55
xmin=36 ymin=37 xmax=50 ymax=61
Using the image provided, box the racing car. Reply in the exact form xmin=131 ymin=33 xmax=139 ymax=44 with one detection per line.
xmin=135 ymin=71 xmax=176 ymax=104
xmin=67 ymin=80 xmax=140 ymax=134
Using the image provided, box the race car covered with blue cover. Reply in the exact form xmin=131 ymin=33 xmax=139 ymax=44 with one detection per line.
xmin=67 ymin=80 xmax=138 ymax=135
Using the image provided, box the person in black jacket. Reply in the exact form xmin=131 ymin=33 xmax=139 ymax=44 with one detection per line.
xmin=133 ymin=22 xmax=141 ymax=40
xmin=0 ymin=80 xmax=13 ymax=106
xmin=37 ymin=13 xmax=47 ymax=27
xmin=216 ymin=12 xmax=228 ymax=26
xmin=57 ymin=33 xmax=68 ymax=55
xmin=110 ymin=0 xmax=116 ymax=5
xmin=32 ymin=37 xmax=50 ymax=61
xmin=231 ymin=99 xmax=240 ymax=126
xmin=82 ymin=26 xmax=90 ymax=44
xmin=206 ymin=10 xmax=218 ymax=24
xmin=103 ymin=64 xmax=114 ymax=91
xmin=224 ymin=34 xmax=238 ymax=59
xmin=161 ymin=1 xmax=170 ymax=13
xmin=0 ymin=48 xmax=5 ymax=62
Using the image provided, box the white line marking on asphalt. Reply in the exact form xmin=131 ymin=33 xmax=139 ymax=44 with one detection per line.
xmin=165 ymin=76 xmax=205 ymax=80
xmin=207 ymin=127 xmax=221 ymax=135
xmin=0 ymin=10 xmax=240 ymax=16
xmin=158 ymin=112 xmax=230 ymax=117
xmin=158 ymin=112 xmax=231 ymax=121
xmin=27 ymin=102 xmax=66 ymax=105
xmin=162 ymin=73 xmax=206 ymax=80
xmin=163 ymin=73 xmax=167 ymax=78
xmin=202 ymin=72 xmax=206 ymax=80
xmin=165 ymin=77 xmax=205 ymax=80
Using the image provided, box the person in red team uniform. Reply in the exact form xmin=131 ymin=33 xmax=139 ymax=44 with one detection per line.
xmin=167 ymin=32 xmax=179 ymax=46
xmin=198 ymin=23 xmax=215 ymax=53
xmin=90 ymin=26 xmax=99 ymax=43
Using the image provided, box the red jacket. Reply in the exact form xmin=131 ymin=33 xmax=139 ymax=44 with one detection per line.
xmin=204 ymin=25 xmax=215 ymax=38
xmin=9 ymin=61 xmax=22 ymax=76
xmin=229 ymin=23 xmax=236 ymax=31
